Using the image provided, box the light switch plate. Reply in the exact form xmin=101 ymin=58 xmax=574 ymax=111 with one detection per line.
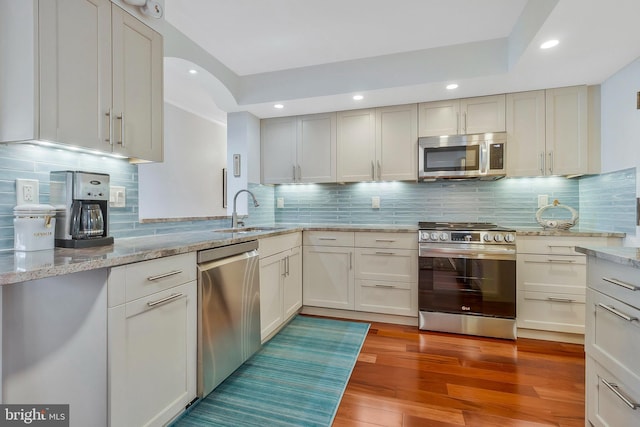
xmin=371 ymin=196 xmax=380 ymax=209
xmin=277 ymin=197 xmax=285 ymax=209
xmin=537 ymin=195 xmax=548 ymax=208
xmin=110 ymin=186 xmax=126 ymax=208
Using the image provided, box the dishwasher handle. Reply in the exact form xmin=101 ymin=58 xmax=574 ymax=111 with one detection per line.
xmin=197 ymin=240 xmax=259 ymax=264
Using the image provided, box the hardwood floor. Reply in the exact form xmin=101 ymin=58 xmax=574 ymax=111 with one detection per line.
xmin=334 ymin=321 xmax=585 ymax=427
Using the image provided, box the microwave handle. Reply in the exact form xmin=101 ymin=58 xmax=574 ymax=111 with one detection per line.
xmin=480 ymin=142 xmax=488 ymax=174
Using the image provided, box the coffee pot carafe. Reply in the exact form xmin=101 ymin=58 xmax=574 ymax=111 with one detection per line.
xmin=50 ymin=171 xmax=114 ymax=248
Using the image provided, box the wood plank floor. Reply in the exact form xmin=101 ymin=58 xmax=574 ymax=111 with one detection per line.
xmin=333 ymin=321 xmax=585 ymax=427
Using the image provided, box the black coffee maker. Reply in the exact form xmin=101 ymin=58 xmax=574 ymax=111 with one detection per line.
xmin=50 ymin=171 xmax=114 ymax=248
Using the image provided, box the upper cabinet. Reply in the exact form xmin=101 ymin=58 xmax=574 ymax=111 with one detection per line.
xmin=0 ymin=0 xmax=163 ymax=162
xmin=261 ymin=112 xmax=336 ymax=184
xmin=418 ymin=95 xmax=506 ymax=137
xmin=337 ymin=104 xmax=417 ymax=182
xmin=506 ymin=86 xmax=597 ymax=177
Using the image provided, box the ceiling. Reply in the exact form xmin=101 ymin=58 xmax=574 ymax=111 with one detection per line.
xmin=162 ymin=0 xmax=640 ymax=123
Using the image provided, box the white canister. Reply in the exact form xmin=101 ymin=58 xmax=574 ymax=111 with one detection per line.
xmin=13 ymin=204 xmax=56 ymax=251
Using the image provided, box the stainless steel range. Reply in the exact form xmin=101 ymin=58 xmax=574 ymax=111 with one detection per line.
xmin=418 ymin=222 xmax=517 ymax=340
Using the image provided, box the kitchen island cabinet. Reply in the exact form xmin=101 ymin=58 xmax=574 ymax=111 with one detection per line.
xmin=261 ymin=113 xmax=336 ymax=184
xmin=336 ymin=104 xmax=417 ymax=182
xmin=579 ymin=247 xmax=640 ymax=427
xmin=516 ymin=234 xmax=622 ymax=343
xmin=0 ymin=0 xmax=163 ymax=161
xmin=418 ymin=95 xmax=505 ymax=137
xmin=258 ymin=232 xmax=302 ymax=341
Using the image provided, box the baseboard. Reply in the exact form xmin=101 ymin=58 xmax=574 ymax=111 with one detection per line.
xmin=517 ymin=328 xmax=585 ymax=345
xmin=301 ymin=306 xmax=418 ymax=327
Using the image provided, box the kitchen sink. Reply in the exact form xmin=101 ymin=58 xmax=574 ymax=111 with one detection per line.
xmin=214 ymin=226 xmax=285 ymax=234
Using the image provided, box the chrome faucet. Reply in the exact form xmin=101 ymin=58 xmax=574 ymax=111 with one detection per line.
xmin=231 ymin=189 xmax=260 ymax=228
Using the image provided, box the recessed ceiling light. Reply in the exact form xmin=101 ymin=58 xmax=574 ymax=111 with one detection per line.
xmin=188 ymin=69 xmax=198 ymax=75
xmin=353 ymin=95 xmax=364 ymax=101
xmin=274 ymin=104 xmax=284 ymax=109
xmin=446 ymin=83 xmax=459 ymax=90
xmin=540 ymin=39 xmax=559 ymax=49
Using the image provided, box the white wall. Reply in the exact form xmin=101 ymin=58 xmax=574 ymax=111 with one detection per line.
xmin=226 ymin=112 xmax=261 ymax=217
xmin=138 ymin=103 xmax=227 ymax=219
xmin=601 ymin=55 xmax=640 ymax=243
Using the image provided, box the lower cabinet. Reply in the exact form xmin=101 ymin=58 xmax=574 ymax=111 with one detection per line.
xmin=303 ymin=231 xmax=417 ymax=317
xmin=516 ymin=235 xmax=621 ymax=341
xmin=108 ymin=253 xmax=197 ymax=427
xmin=259 ymin=232 xmax=302 ymax=341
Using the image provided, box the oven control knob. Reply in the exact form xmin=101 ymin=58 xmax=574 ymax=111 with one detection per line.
xmin=430 ymin=232 xmax=439 ymax=241
xmin=504 ymin=233 xmax=515 ymax=243
xmin=482 ymin=234 xmax=492 ymax=242
xmin=439 ymin=233 xmax=448 ymax=241
xmin=494 ymin=234 xmax=504 ymax=242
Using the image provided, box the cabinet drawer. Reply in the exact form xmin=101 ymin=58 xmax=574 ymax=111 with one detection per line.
xmin=259 ymin=232 xmax=302 ymax=258
xmin=354 ymin=232 xmax=417 ymax=249
xmin=355 ymin=248 xmax=417 ymax=283
xmin=518 ymin=254 xmax=586 ymax=287
xmin=517 ymin=236 xmax=614 ymax=255
xmin=586 ymin=288 xmax=640 ymax=386
xmin=355 ymin=279 xmax=416 ymax=316
xmin=112 ymin=253 xmax=196 ymax=304
xmin=588 ymin=257 xmax=640 ymax=311
xmin=518 ymin=290 xmax=585 ymax=334
xmin=303 ymin=231 xmax=354 ymax=247
xmin=587 ymin=356 xmax=640 ymax=427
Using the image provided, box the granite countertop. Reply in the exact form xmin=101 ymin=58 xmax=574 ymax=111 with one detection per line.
xmin=575 ymin=246 xmax=640 ymax=269
xmin=515 ymin=227 xmax=625 ymax=238
xmin=0 ymin=223 xmax=626 ymax=286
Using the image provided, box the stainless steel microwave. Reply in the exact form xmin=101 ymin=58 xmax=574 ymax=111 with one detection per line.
xmin=418 ymin=132 xmax=506 ymax=180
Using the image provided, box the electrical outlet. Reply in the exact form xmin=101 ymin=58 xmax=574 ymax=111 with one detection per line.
xmin=276 ymin=197 xmax=285 ymax=209
xmin=16 ymin=179 xmax=39 ymax=205
xmin=109 ymin=186 xmax=126 ymax=208
xmin=371 ymin=196 xmax=380 ymax=209
xmin=537 ymin=194 xmax=548 ymax=208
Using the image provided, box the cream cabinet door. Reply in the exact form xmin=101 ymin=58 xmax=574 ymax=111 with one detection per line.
xmin=303 ymin=246 xmax=354 ymax=309
xmin=261 ymin=117 xmax=297 ymax=184
xmin=376 ymin=104 xmax=418 ymax=181
xmin=337 ymin=109 xmax=376 ymax=182
xmin=112 ymin=5 xmax=163 ymax=161
xmin=283 ymin=246 xmax=302 ymax=319
xmin=545 ymin=85 xmax=588 ymax=176
xmin=506 ymin=90 xmax=546 ymax=177
xmin=418 ymin=100 xmax=459 ymax=137
xmin=259 ymin=252 xmax=284 ymax=340
xmin=38 ymin=0 xmax=112 ymax=151
xmin=297 ymin=113 xmax=336 ymax=183
xmin=460 ymin=95 xmax=506 ymax=134
xmin=109 ymin=281 xmax=197 ymax=427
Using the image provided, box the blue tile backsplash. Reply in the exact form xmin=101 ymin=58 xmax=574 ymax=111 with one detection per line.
xmin=0 ymin=143 xmax=635 ymax=251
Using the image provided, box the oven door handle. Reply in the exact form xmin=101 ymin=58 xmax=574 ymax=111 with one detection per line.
xmin=420 ymin=246 xmax=516 ymax=261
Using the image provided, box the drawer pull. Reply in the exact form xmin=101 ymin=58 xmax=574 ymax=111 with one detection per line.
xmin=547 ymin=258 xmax=576 ymax=264
xmin=146 ymin=270 xmax=183 ymax=281
xmin=374 ymin=284 xmax=394 ymax=288
xmin=547 ymin=297 xmax=575 ymax=303
xmin=602 ymin=277 xmax=640 ymax=292
xmin=375 ymin=239 xmax=396 ymax=243
xmin=601 ymin=378 xmax=639 ymax=410
xmin=375 ymin=251 xmax=396 ymax=256
xmin=598 ymin=303 xmax=638 ymax=322
xmin=147 ymin=293 xmax=183 ymax=307
xmin=318 ymin=237 xmax=337 ymax=241
xmin=547 ymin=245 xmax=574 ymax=249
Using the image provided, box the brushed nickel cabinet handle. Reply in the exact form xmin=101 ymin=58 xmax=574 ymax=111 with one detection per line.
xmin=349 ymin=252 xmax=353 ymax=270
xmin=601 ymin=378 xmax=639 ymax=410
xmin=547 ymin=258 xmax=576 ymax=263
xmin=597 ymin=303 xmax=637 ymax=322
xmin=292 ymin=165 xmax=296 ymax=181
xmin=318 ymin=237 xmax=337 ymax=241
xmin=548 ymin=151 xmax=553 ymax=174
xmin=375 ymin=239 xmax=396 ymax=243
xmin=377 ymin=160 xmax=382 ymax=180
xmin=539 ymin=152 xmax=544 ymax=175
xmin=602 ymin=277 xmax=640 ymax=291
xmin=547 ymin=297 xmax=575 ymax=303
xmin=297 ymin=164 xmax=301 ymax=181
xmin=116 ymin=113 xmax=125 ymax=147
xmin=375 ymin=251 xmax=395 ymax=256
xmin=147 ymin=270 xmax=183 ymax=281
xmin=105 ymin=109 xmax=113 ymax=144
xmin=147 ymin=293 xmax=183 ymax=307
xmin=375 ymin=284 xmax=394 ymax=288
xmin=371 ymin=161 xmax=375 ymax=180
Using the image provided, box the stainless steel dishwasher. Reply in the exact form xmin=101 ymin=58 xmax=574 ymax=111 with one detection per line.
xmin=197 ymin=240 xmax=261 ymax=397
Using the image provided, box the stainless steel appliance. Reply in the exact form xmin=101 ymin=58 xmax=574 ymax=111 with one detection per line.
xmin=197 ymin=240 xmax=261 ymax=397
xmin=418 ymin=132 xmax=506 ymax=180
xmin=50 ymin=171 xmax=114 ymax=248
xmin=418 ymin=222 xmax=516 ymax=339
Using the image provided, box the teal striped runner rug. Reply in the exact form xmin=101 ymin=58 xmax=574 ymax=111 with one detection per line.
xmin=172 ymin=315 xmax=370 ymax=427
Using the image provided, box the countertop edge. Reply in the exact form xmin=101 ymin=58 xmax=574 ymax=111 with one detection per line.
xmin=575 ymin=246 xmax=640 ymax=269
